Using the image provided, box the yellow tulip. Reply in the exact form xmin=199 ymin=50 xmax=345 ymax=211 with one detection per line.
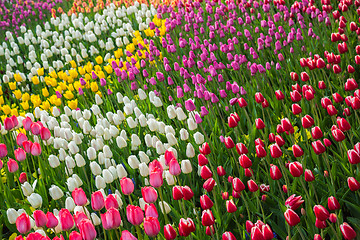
xmin=32 ymin=76 xmax=40 ymax=85
xmin=14 ymin=73 xmax=22 ymax=82
xmin=78 ymin=66 xmax=86 ymax=75
xmin=22 ymin=93 xmax=30 ymax=101
xmin=37 ymin=68 xmax=44 ymax=76
xmin=68 ymin=99 xmax=78 ymax=110
xmin=104 ymin=65 xmax=113 ymax=74
xmin=0 ymin=87 xmax=2 ymax=95
xmin=0 ymin=96 xmax=4 ymax=105
xmin=74 ymin=81 xmax=82 ymax=90
xmin=114 ymin=49 xmax=123 ymax=58
xmin=2 ymin=105 xmax=11 ymax=115
xmin=42 ymin=88 xmax=49 ymax=97
xmin=91 ymin=82 xmax=99 ymax=92
xmin=126 ymin=43 xmax=135 ymax=53
xmin=64 ymin=90 xmax=74 ymax=100
xmin=59 ymin=82 xmax=67 ymax=91
xmin=9 ymin=82 xmax=16 ymax=90
xmin=68 ymin=84 xmax=74 ymax=92
xmin=95 ymin=56 xmax=103 ymax=65
xmin=13 ymin=90 xmax=22 ymax=100
xmin=98 ymin=71 xmax=105 ymax=79
xmin=94 ymin=65 xmax=101 ymax=72
xmin=144 ymin=29 xmax=154 ymax=37
xmin=70 ymin=60 xmax=77 ymax=68
xmin=49 ymin=71 xmax=57 ymax=78
xmin=50 ymin=78 xmax=58 ymax=87
xmin=96 ymin=91 xmax=103 ymax=98
xmin=69 ymin=69 xmax=78 ymax=79
xmin=40 ymin=101 xmax=50 ymax=110
xmin=85 ymin=73 xmax=91 ymax=81
xmin=20 ymin=101 xmax=29 ymax=110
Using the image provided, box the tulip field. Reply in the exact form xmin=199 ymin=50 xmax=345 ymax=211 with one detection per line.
xmin=2 ymin=0 xmax=360 ymax=239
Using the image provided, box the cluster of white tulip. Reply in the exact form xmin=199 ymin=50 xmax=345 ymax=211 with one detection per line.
xmin=7 ymin=83 xmax=206 ymax=234
xmin=0 ymin=1 xmax=157 ymax=84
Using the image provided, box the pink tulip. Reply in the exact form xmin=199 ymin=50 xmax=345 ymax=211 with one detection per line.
xmin=126 ymin=205 xmax=144 ymax=226
xmin=16 ymin=213 xmax=31 ymax=234
xmin=16 ymin=133 xmax=28 ymax=146
xmin=120 ymin=230 xmax=137 ymax=240
xmin=0 ymin=143 xmax=7 ymax=158
xmin=7 ymin=158 xmax=19 ymax=173
xmin=22 ymin=141 xmax=33 ymax=153
xmin=74 ymin=212 xmax=88 ymax=228
xmin=59 ymin=209 xmax=74 ymax=231
xmin=33 ymin=210 xmax=47 ymax=227
xmin=144 ymin=217 xmax=160 ymax=237
xmin=40 ymin=127 xmax=51 ymax=140
xmin=4 ymin=117 xmax=15 ymax=130
xmin=14 ymin=148 xmax=26 ymax=161
xmin=69 ymin=231 xmax=82 ymax=240
xmin=30 ymin=122 xmax=41 ymax=135
xmin=22 ymin=117 xmax=33 ymax=131
xmin=105 ymin=194 xmax=119 ymax=210
xmin=30 ymin=142 xmax=42 ymax=156
xmin=145 ymin=203 xmax=158 ymax=218
xmin=46 ymin=212 xmax=59 ymax=228
xmin=72 ymin=188 xmax=87 ymax=206
xmin=141 ymin=186 xmax=158 ymax=203
xmin=79 ymin=219 xmax=97 ymax=240
xmin=101 ymin=207 xmax=121 ymax=230
xmin=91 ymin=191 xmax=105 ymax=211
xmin=120 ymin=177 xmax=134 ymax=195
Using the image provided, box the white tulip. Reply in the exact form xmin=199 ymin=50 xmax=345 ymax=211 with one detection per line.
xmin=28 ymin=193 xmax=42 ymax=208
xmin=103 ymin=169 xmax=114 ymax=183
xmin=72 ymin=174 xmax=83 ymax=187
xmin=180 ymin=128 xmax=189 ymax=140
xmin=158 ymin=201 xmax=171 ymax=214
xmin=90 ymin=162 xmax=102 ymax=175
xmin=176 ymin=108 xmax=187 ymax=121
xmin=138 ymin=162 xmax=149 ymax=177
xmin=67 ymin=177 xmax=78 ymax=192
xmin=95 ymin=94 xmax=103 ymax=105
xmin=156 ymin=141 xmax=166 ymax=155
xmin=126 ymin=116 xmax=138 ymax=128
xmin=186 ymin=143 xmax=195 ymax=158
xmin=181 ymin=160 xmax=193 ymax=174
xmin=158 ymin=122 xmax=166 ymax=134
xmin=116 ymin=164 xmax=127 ymax=179
xmin=138 ymin=88 xmax=147 ymax=100
xmin=65 ymin=197 xmax=76 ymax=212
xmin=48 ymin=155 xmax=60 ymax=168
xmin=194 ymin=132 xmax=205 ymax=145
xmin=49 ymin=185 xmax=64 ymax=200
xmin=75 ymin=154 xmax=86 ymax=167
xmin=65 ymin=156 xmax=76 ymax=169
xmin=91 ymin=105 xmax=101 ymax=115
xmin=21 ymin=182 xmax=33 ymax=196
xmin=147 ymin=119 xmax=158 ymax=132
xmin=131 ymin=134 xmax=141 ymax=147
xmin=95 ymin=176 xmax=106 ymax=189
xmin=165 ymin=171 xmax=176 ymax=185
xmin=103 ymin=145 xmax=113 ymax=158
xmin=138 ymin=114 xmax=147 ymax=127
xmin=145 ymin=134 xmax=152 ymax=147
xmin=187 ymin=118 xmax=197 ymax=131
xmin=87 ymin=147 xmax=97 ymax=160
xmin=116 ymin=136 xmax=127 ymax=148
xmin=7 ymin=208 xmax=19 ymax=224
xmin=128 ymin=155 xmax=140 ymax=169
xmin=91 ymin=213 xmax=101 ymax=226
xmin=166 ymin=133 xmax=177 ymax=146
xmin=138 ymin=151 xmax=150 ymax=163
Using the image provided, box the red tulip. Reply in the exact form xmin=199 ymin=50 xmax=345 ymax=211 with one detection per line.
xmin=285 ymin=194 xmax=304 ymax=210
xmin=300 ymin=72 xmax=309 ymax=81
xmin=224 ymin=136 xmax=235 ymax=149
xmin=200 ymin=194 xmax=213 ymax=210
xmin=236 ymin=143 xmax=248 ymax=155
xmin=201 ymin=209 xmax=215 ymax=226
xmin=226 ymin=199 xmax=237 ymax=213
xmin=328 ymin=196 xmax=340 ymax=210
xmin=311 ymin=140 xmax=326 ymax=155
xmin=292 ymin=145 xmax=304 ymax=158
xmin=141 ymin=186 xmax=158 ymax=203
xmin=178 ymin=218 xmax=195 ymax=237
xmin=269 ymin=144 xmax=282 ymax=158
xmin=302 ymin=115 xmax=314 ymax=128
xmin=305 ymin=169 xmax=315 ymax=182
xmin=275 ymin=90 xmax=284 ymax=100
xmin=289 ymin=161 xmax=303 ymax=177
xmin=262 ymin=224 xmax=274 ymax=240
xmin=270 ymin=165 xmax=282 ymax=180
xmin=182 ymin=186 xmax=194 ymax=200
xmin=4 ymin=117 xmax=15 ymax=130
xmin=313 ymin=205 xmax=329 ymax=221
xmin=311 ymin=126 xmax=323 ymax=139
xmin=16 ymin=133 xmax=28 ymax=146
xmin=30 ymin=122 xmax=41 ymax=135
xmin=292 ymin=104 xmax=302 ymax=115
xmin=284 ymin=209 xmax=301 ymax=226
xmin=255 ymin=92 xmax=264 ymax=103
xmin=40 ymin=127 xmax=51 ymax=140
xmin=329 ymin=213 xmax=337 ymax=223
xmin=251 ymin=226 xmax=265 ymax=240
xmin=203 ymin=178 xmax=215 ymax=192
xmin=144 ymin=217 xmax=160 ymax=237
xmin=247 ymin=180 xmax=259 ymax=192
xmin=199 ymin=142 xmax=211 ymax=155
xmin=126 ymin=205 xmax=144 ymax=226
xmin=332 ymin=128 xmax=345 ymax=142
xmin=315 ymin=218 xmax=327 ymax=229
xmin=198 ymin=154 xmax=209 ymax=166
xmin=256 ymin=145 xmax=267 ymax=158
xmin=22 ymin=140 xmax=33 ymax=153
xmin=232 ymin=178 xmax=245 ymax=192
xmin=255 ymin=118 xmax=265 ymax=129
xmin=69 ymin=231 xmax=82 ymax=240
xmin=172 ymin=186 xmax=184 ymax=200
xmin=16 ymin=213 xmax=31 ymax=234
xmin=217 ymin=166 xmax=226 ymax=176
xmin=245 ymin=168 xmax=254 ymax=177
xmin=72 ymin=188 xmax=87 ymax=206
xmin=164 ymin=224 xmax=177 ymax=240
xmin=340 ymin=222 xmax=357 ymax=240
xmin=347 ymin=177 xmax=360 ymax=191
xmin=290 ymin=90 xmax=302 ymax=102
xmin=239 ymin=154 xmax=252 ymax=168
xmin=200 ymin=166 xmax=213 ymax=179
xmin=19 ymin=172 xmax=27 ymax=184
xmin=290 ymin=72 xmax=299 ymax=81
xmin=222 ymin=231 xmax=237 ymax=240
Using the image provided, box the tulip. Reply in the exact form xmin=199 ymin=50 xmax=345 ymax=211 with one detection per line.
xmin=179 ymin=218 xmax=195 ymax=237
xmin=226 ymin=199 xmax=237 ymax=213
xmin=199 ymin=142 xmax=211 ymax=155
xmin=16 ymin=213 xmax=31 ymax=234
xmin=169 ymin=159 xmax=181 ymax=176
xmin=33 ymin=210 xmax=47 ymax=227
xmin=30 ymin=142 xmax=42 ymax=156
xmin=329 ymin=213 xmax=337 ymax=223
xmin=101 ymin=207 xmax=121 ymax=230
xmin=4 ymin=117 xmax=15 ymax=130
xmin=40 ymin=127 xmax=51 ymax=140
xmin=203 ymin=178 xmax=215 ymax=192
xmin=236 ymin=143 xmax=248 ymax=155
xmin=164 ymin=224 xmax=177 ymax=240
xmin=79 ymin=219 xmax=97 ymax=240
xmin=270 ymin=165 xmax=282 ymax=180
xmin=289 ymin=162 xmax=303 ymax=177
xmin=217 ymin=166 xmax=226 ymax=176
xmin=126 ymin=205 xmax=144 ymax=226
xmin=305 ymin=169 xmax=315 ymax=182
xmin=284 ymin=209 xmax=301 ymax=226
xmin=46 ymin=212 xmax=58 ymax=228
xmin=311 ymin=140 xmax=326 ymax=155
xmin=198 ymin=154 xmax=209 ymax=166
xmin=313 ymin=205 xmax=330 ymax=221
xmin=120 ymin=230 xmax=137 ymax=240
xmin=332 ymin=128 xmax=345 ymax=142
xmin=182 ymin=186 xmax=194 ymax=200
xmin=0 ymin=144 xmax=8 ymax=158
xmin=251 ymin=226 xmax=264 ymax=240
xmin=347 ymin=150 xmax=360 ymax=164
xmin=59 ymin=208 xmax=74 ymax=231
xmin=7 ymin=158 xmax=19 ymax=173
xmin=201 ymin=209 xmax=215 ymax=226
xmin=200 ymin=194 xmax=214 ymax=210
xmin=200 ymin=165 xmax=213 ymax=179
xmin=328 ymin=196 xmax=340 ymax=211
xmin=302 ymin=115 xmax=314 ymax=128
xmin=292 ymin=145 xmax=304 ymax=158
xmin=340 ymin=222 xmax=357 ymax=240
xmin=72 ymin=188 xmax=87 ymax=206
xmin=91 ymin=191 xmax=105 ymax=211
xmin=347 ymin=177 xmax=360 ymax=191
xmin=315 ymin=218 xmax=327 ymax=229
xmin=120 ymin=177 xmax=135 ymax=195
xmin=222 ymin=231 xmax=237 ymax=240
xmin=69 ymin=231 xmax=82 ymax=240
xmin=247 ymin=180 xmax=259 ymax=192
xmin=144 ymin=217 xmax=160 ymax=237
xmin=172 ymin=186 xmax=184 ymax=200
xmin=269 ymin=144 xmax=282 ymax=158
xmin=285 ymin=194 xmax=304 ymax=210
xmin=232 ymin=178 xmax=245 ymax=192
xmin=256 ymin=145 xmax=267 ymax=158
xmin=239 ymin=154 xmax=252 ymax=168
xmin=141 ymin=186 xmax=158 ymax=203
xmin=145 ymin=204 xmax=158 ymax=218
